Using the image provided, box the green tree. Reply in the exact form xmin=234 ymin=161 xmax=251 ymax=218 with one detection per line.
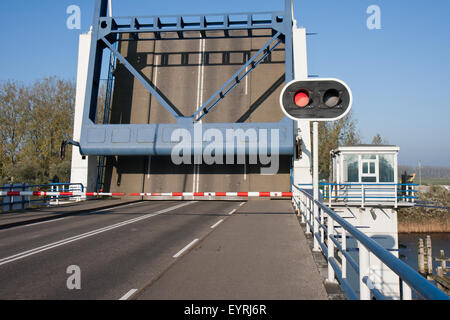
xmin=371 ymin=133 xmax=389 ymax=145
xmin=0 ymin=77 xmax=75 ymax=184
xmin=22 ymin=77 xmax=75 ymax=183
xmin=313 ymin=111 xmax=361 ymax=180
xmin=0 ymin=81 xmax=30 ymax=182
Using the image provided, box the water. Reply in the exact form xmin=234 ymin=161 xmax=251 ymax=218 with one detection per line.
xmin=398 ymin=233 xmax=450 ymax=271
xmin=398 ymin=233 xmax=449 ymax=298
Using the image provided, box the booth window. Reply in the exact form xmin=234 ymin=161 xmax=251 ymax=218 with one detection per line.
xmin=361 ymin=154 xmax=377 ymax=182
xmin=379 ymin=154 xmax=395 ymax=182
xmin=343 ymin=154 xmax=359 ymax=182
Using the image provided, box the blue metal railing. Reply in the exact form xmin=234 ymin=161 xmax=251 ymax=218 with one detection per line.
xmin=297 ymin=182 xmax=418 ymax=208
xmin=1 ymin=182 xmax=84 ymax=212
xmin=292 ymin=184 xmax=448 ymax=300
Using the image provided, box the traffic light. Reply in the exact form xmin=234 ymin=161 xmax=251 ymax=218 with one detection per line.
xmin=279 ymin=78 xmax=353 ymax=121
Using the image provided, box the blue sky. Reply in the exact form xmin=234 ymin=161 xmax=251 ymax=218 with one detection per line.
xmin=0 ymin=0 xmax=449 ymax=167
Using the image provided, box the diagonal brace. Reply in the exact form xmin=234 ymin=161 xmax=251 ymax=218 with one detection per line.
xmin=101 ymin=37 xmax=183 ymax=120
xmin=193 ymin=31 xmax=282 ymax=122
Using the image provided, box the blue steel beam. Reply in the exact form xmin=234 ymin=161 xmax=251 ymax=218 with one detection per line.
xmin=82 ymin=0 xmax=108 ymax=124
xmin=193 ymin=31 xmax=283 ymax=122
xmin=101 ymin=36 xmax=183 ymax=120
xmin=97 ymin=12 xmax=288 ymax=40
xmin=79 ymin=0 xmax=296 ymax=157
xmin=283 ymin=0 xmax=294 ymax=83
xmin=79 ymin=119 xmax=294 ymax=156
xmin=98 ymin=6 xmax=291 ymax=123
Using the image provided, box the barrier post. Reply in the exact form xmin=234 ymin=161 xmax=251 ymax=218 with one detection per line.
xmin=361 ymin=184 xmax=365 ymax=208
xmin=312 ymin=121 xmax=320 ymax=252
xmin=401 ymin=278 xmax=412 ymax=300
xmin=320 ymin=207 xmax=325 ymax=244
xmin=359 ymin=243 xmax=371 ymax=300
xmin=329 ymin=183 xmax=332 ymax=207
xmin=306 ymin=197 xmax=312 ymax=234
xmin=327 ymin=217 xmax=336 ymax=282
xmin=342 ymin=228 xmax=347 ymax=279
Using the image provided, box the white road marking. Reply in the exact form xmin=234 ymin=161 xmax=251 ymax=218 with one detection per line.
xmin=153 ymin=54 xmax=159 ymax=86
xmin=94 ymin=201 xmax=143 ymax=213
xmin=239 ymin=202 xmax=246 ymax=207
xmin=193 ymin=38 xmax=205 ymax=193
xmin=119 ymin=289 xmax=138 ymax=300
xmin=146 ymin=155 xmax=152 ymax=180
xmin=199 ymin=39 xmax=205 ymax=110
xmin=3 ymin=202 xmax=144 ymax=231
xmin=0 ymin=202 xmax=196 ymax=267
xmin=195 ymin=164 xmax=200 ymax=194
xmin=147 ymin=54 xmax=159 ymax=180
xmin=173 ymin=238 xmax=199 ymax=258
xmin=245 ymin=65 xmax=249 ymax=95
xmin=210 ymin=219 xmax=224 ymax=229
xmin=228 ymin=209 xmax=237 ymax=215
xmin=195 ymin=39 xmax=204 ymax=114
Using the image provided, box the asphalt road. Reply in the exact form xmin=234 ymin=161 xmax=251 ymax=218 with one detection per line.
xmin=0 ymin=200 xmax=244 ymax=299
xmin=0 ymin=199 xmax=327 ymax=300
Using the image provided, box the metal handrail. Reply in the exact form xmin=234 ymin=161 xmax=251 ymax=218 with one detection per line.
xmin=297 ymin=182 xmax=418 ymax=208
xmin=0 ymin=182 xmax=84 ymax=192
xmin=292 ymin=184 xmax=449 ymax=300
xmin=1 ymin=182 xmax=85 ymax=211
xmin=297 ymin=183 xmax=419 ymax=186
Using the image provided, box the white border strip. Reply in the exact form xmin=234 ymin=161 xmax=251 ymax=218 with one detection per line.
xmin=210 ymin=219 xmax=224 ymax=229
xmin=173 ymin=238 xmax=199 ymax=258
xmin=119 ymin=289 xmax=138 ymax=300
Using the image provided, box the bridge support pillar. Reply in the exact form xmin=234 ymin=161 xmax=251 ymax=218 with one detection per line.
xmin=70 ymin=31 xmax=97 ymax=194
xmin=335 ymin=207 xmax=401 ymax=299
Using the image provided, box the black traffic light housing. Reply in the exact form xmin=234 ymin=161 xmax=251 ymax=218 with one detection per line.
xmin=279 ymin=78 xmax=353 ymax=121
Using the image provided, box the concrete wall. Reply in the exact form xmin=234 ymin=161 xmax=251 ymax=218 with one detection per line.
xmin=334 ymin=207 xmax=401 ymax=299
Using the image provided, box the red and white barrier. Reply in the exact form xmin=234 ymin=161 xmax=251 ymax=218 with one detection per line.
xmin=0 ymin=191 xmax=125 ymax=197
xmin=128 ymin=192 xmax=292 ymax=197
xmin=0 ymin=191 xmax=292 ymax=198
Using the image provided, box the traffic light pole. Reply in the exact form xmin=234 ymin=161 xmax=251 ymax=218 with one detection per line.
xmin=280 ymin=2 xmax=352 ymax=256
xmin=312 ymin=121 xmax=320 ymax=252
xmin=291 ymin=23 xmax=313 ymax=187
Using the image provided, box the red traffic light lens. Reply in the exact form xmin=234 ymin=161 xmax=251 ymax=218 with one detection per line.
xmin=294 ymin=90 xmax=310 ymax=107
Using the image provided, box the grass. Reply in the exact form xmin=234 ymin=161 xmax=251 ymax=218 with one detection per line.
xmin=398 ymin=185 xmax=450 ymax=233
xmin=418 ymin=178 xmax=450 ymax=186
